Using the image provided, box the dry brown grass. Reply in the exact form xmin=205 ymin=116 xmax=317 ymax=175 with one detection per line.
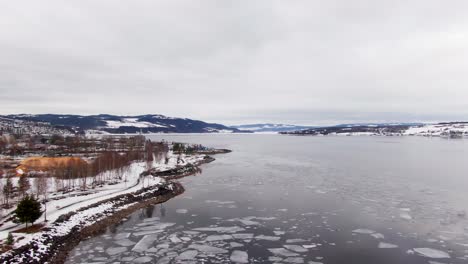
xmin=17 ymin=157 xmax=87 ymax=174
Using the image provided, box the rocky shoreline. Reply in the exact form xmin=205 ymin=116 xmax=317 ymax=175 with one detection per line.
xmin=144 ymin=155 xmax=217 ymax=180
xmin=48 ymin=182 xmax=185 ymax=264
xmin=0 ymin=152 xmax=226 ymax=264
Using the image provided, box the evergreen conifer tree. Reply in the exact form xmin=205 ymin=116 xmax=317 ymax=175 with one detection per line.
xmin=14 ymin=195 xmax=42 ymax=228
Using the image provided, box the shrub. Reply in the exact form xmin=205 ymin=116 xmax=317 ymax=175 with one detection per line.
xmin=5 ymin=232 xmax=14 ymax=245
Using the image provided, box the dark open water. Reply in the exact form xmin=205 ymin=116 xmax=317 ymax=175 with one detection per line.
xmin=67 ymin=134 xmax=468 ymax=263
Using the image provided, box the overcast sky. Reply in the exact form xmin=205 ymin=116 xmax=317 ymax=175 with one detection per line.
xmin=1 ymin=1 xmax=468 ymax=125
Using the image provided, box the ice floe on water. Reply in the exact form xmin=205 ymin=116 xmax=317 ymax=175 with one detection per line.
xmin=412 ymin=248 xmax=450 ymax=259
xmin=133 ymin=222 xmax=176 ymax=236
xmin=205 ymin=234 xmax=233 ymax=242
xmin=232 ymin=233 xmax=254 ymax=240
xmin=133 ymin=229 xmax=164 ymax=236
xmin=286 ymin=238 xmax=308 ymax=243
xmin=169 ymin=234 xmax=182 ymax=243
xmin=205 ymin=200 xmax=236 ymax=205
xmin=142 ymin=216 xmax=160 ymax=222
xmin=268 ymin=248 xmax=300 ymax=257
xmin=188 ymin=244 xmax=228 ymax=254
xmin=133 ymin=256 xmax=153 ymax=263
xmin=105 ymin=246 xmax=127 ymax=255
xmin=230 ymin=242 xmax=244 ymax=248
xmin=113 ymin=232 xmax=131 ymax=240
xmin=284 ymin=244 xmax=308 ymax=253
xmin=303 ymin=244 xmax=319 ymax=249
xmin=175 ymin=250 xmax=198 ymax=260
xmin=176 ymin=209 xmax=188 ymax=214
xmin=156 ymin=243 xmax=170 ymax=249
xmin=183 ymin=231 xmax=200 ymax=235
xmin=378 ymin=242 xmax=399 ymax=249
xmin=192 ymin=226 xmax=246 ymax=233
xmin=229 ymin=217 xmax=261 ymax=226
xmin=352 ymin=228 xmax=386 ymax=240
xmin=230 ymin=250 xmax=249 ymax=263
xmin=269 ymin=256 xmax=283 ymax=262
xmin=113 ymin=238 xmax=135 ymax=247
xmin=371 ymin=233 xmax=385 ymax=239
xmin=255 ymin=216 xmax=276 ymax=221
xmin=255 ymin=235 xmax=281 ymax=241
xmin=284 ymin=257 xmax=305 ymax=263
xmin=400 ymin=212 xmax=413 ymax=220
xmin=132 ymin=234 xmax=158 ymax=252
xmin=352 ymin=228 xmax=376 ymax=234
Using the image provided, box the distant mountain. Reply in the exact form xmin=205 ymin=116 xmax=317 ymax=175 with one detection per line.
xmin=282 ymin=124 xmax=414 ymax=136
xmin=230 ymin=123 xmax=316 ymax=133
xmin=331 ymin=122 xmax=424 ymax=128
xmin=2 ymin=114 xmax=242 ymax=134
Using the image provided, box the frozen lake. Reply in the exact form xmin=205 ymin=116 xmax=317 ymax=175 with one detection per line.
xmin=67 ymin=134 xmax=468 ymax=263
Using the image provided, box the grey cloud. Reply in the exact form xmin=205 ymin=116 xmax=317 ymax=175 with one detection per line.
xmin=1 ymin=0 xmax=467 ymax=125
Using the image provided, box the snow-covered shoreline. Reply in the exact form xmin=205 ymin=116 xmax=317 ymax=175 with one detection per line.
xmin=0 ymin=151 xmax=204 ymax=240
xmin=0 ymin=149 xmax=227 ymax=264
xmin=0 ymin=180 xmax=184 ymax=264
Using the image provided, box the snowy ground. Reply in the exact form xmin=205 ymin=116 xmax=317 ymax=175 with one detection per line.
xmin=404 ymin=123 xmax=468 ymax=136
xmin=325 ymin=123 xmax=468 ymax=137
xmin=0 ymin=151 xmax=206 ymax=247
xmin=284 ymin=122 xmax=468 ymax=137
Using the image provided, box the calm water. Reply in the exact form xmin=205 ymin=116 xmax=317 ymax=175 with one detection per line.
xmin=67 ymin=135 xmax=468 ymax=263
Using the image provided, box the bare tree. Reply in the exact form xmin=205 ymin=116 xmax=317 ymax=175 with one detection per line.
xmin=79 ymin=163 xmax=89 ymax=191
xmin=0 ymin=137 xmax=6 ymax=153
xmin=0 ymin=177 xmax=3 ymax=215
xmin=3 ymin=176 xmax=13 ymax=208
xmin=35 ymin=175 xmax=49 ymax=222
xmin=18 ymin=174 xmax=31 ymax=198
xmin=54 ymin=167 xmax=64 ymax=192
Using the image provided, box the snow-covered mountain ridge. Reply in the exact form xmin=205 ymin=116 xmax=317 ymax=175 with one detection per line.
xmin=1 ymin=114 xmax=241 ymax=134
xmin=230 ymin=123 xmax=315 ymax=133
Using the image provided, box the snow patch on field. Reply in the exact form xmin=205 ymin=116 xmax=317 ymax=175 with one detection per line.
xmin=105 ymin=118 xmax=168 ymax=128
xmin=404 ymin=123 xmax=468 ymax=137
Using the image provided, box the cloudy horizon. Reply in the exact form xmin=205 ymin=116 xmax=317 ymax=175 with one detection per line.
xmin=1 ymin=1 xmax=468 ymax=126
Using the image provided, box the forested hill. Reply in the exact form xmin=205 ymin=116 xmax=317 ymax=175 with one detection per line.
xmin=1 ymin=114 xmax=242 ymax=134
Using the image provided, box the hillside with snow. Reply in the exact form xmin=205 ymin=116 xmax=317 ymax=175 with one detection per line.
xmin=0 ymin=117 xmax=73 ymax=135
xmin=2 ymin=114 xmax=241 ymax=134
xmin=403 ymin=122 xmax=468 ymax=137
xmin=282 ymin=122 xmax=468 ymax=138
xmin=231 ymin=123 xmax=315 ymax=133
